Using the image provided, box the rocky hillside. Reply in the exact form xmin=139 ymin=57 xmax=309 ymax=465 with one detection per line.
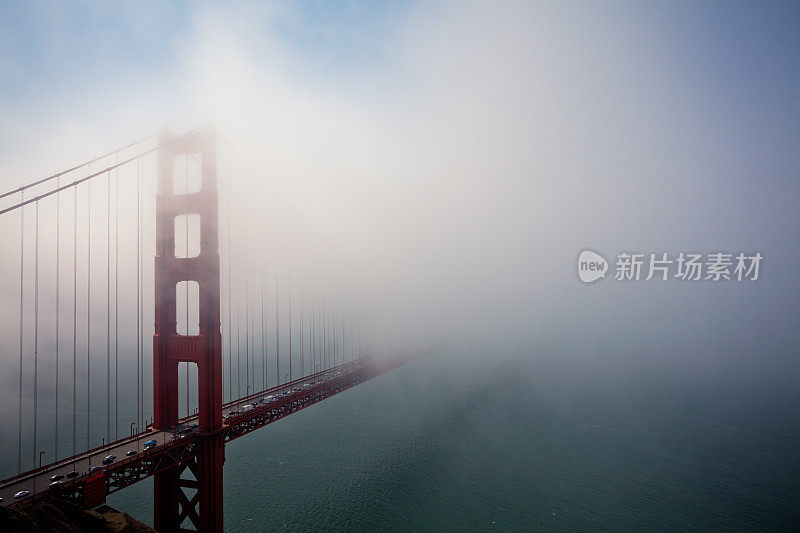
xmin=0 ymin=499 xmax=154 ymax=533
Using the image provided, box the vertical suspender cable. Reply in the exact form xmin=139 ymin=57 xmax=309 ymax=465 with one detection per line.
xmin=260 ymin=225 xmax=266 ymax=390
xmin=139 ymin=159 xmax=145 ymax=428
xmin=245 ymin=210 xmax=249 ymax=395
xmin=310 ymin=288 xmax=317 ymax=374
xmin=185 ymin=155 xmax=189 ymax=415
xmin=55 ymin=179 xmax=60 ymax=459
xmin=33 ymin=201 xmax=39 ymax=469
xmin=136 ymin=158 xmax=141 ymax=431
xmin=72 ymin=187 xmax=77 ymax=457
xmin=288 ymin=270 xmax=292 ymax=382
xmin=227 ymin=195 xmax=232 ymax=402
xmin=333 ymin=308 xmax=337 ymax=367
xmin=114 ymin=161 xmax=119 ymax=439
xmin=235 ymin=211 xmax=240 ymax=400
xmin=275 ymin=265 xmax=279 ymax=385
xmin=17 ymin=192 xmax=24 ymax=473
xmin=106 ymin=171 xmax=111 ymax=443
xmin=350 ymin=305 xmax=354 ymax=362
xmin=87 ymin=180 xmax=92 ymax=451
xmin=300 ymin=274 xmax=304 ymax=377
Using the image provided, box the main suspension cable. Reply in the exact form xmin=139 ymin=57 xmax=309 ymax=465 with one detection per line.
xmin=0 ymin=133 xmax=190 ymax=217
xmin=0 ymin=134 xmax=156 ymax=201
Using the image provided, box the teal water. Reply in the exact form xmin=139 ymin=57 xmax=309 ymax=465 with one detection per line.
xmin=108 ymin=354 xmax=800 ymax=531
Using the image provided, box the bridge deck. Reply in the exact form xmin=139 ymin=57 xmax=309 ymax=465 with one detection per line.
xmin=0 ymin=356 xmax=409 ymax=507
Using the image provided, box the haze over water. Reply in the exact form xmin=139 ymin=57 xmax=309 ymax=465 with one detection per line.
xmin=108 ymin=354 xmax=800 ymax=531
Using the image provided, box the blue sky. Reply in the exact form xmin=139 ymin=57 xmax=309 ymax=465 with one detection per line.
xmin=0 ymin=1 xmax=413 ymax=106
xmin=1 ymin=1 xmax=798 ymax=140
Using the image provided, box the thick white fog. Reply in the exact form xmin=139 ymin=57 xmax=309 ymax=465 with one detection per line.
xmin=1 ymin=0 xmax=798 ymax=390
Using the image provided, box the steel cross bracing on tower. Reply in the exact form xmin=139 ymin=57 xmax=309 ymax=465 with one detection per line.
xmin=0 ymin=126 xmax=411 ymax=532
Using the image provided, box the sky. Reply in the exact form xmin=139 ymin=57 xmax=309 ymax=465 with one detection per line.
xmin=1 ymin=0 xmax=799 ymax=397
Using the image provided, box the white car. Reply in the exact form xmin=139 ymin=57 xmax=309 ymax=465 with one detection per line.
xmin=13 ymin=490 xmax=30 ymax=499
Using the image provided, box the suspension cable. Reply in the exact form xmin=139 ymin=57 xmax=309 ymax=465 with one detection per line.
xmin=275 ymin=262 xmax=280 ymax=386
xmin=245 ymin=210 xmax=250 ymax=397
xmin=114 ymin=160 xmax=119 ymax=440
xmin=72 ymin=186 xmax=77 ymax=457
xmin=136 ymin=157 xmax=141 ymax=432
xmin=300 ymin=274 xmax=304 ymax=377
xmin=350 ymin=310 xmax=354 ymax=363
xmin=333 ymin=306 xmax=337 ymax=367
xmin=17 ymin=191 xmax=24 ymax=473
xmin=33 ymin=200 xmax=39 ymax=470
xmin=309 ymin=286 xmax=317 ymax=374
xmin=55 ymin=178 xmax=60 ymax=460
xmin=0 ymin=133 xmax=196 ymax=218
xmin=86 ymin=179 xmax=91 ymax=451
xmin=227 ymin=194 xmax=232 ymax=402
xmin=187 ymin=157 xmax=190 ymax=410
xmin=235 ymin=208 xmax=241 ymax=400
xmin=106 ymin=170 xmax=111 ymax=443
xmin=139 ymin=163 xmax=145 ymax=430
xmin=260 ymin=225 xmax=266 ymax=391
xmin=0 ymin=134 xmax=156 ymax=201
xmin=288 ymin=270 xmax=292 ymax=382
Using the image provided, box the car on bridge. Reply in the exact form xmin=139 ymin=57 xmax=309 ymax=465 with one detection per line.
xmin=50 ymin=474 xmax=64 ymax=482
xmin=126 ymin=450 xmax=138 ymax=456
xmin=89 ymin=465 xmax=103 ymax=474
xmin=102 ymin=454 xmax=116 ymax=465
xmin=144 ymin=439 xmax=157 ymax=449
xmin=66 ymin=471 xmax=79 ymax=479
xmin=13 ymin=490 xmax=30 ymax=500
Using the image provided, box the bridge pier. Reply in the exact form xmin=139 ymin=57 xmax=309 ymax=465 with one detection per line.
xmin=153 ymin=126 xmax=224 ymax=532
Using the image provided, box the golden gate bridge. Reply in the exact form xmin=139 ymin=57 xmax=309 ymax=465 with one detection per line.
xmin=0 ymin=125 xmax=412 ymax=531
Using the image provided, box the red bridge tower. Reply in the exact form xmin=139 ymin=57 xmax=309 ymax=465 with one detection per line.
xmin=153 ymin=126 xmax=224 ymax=532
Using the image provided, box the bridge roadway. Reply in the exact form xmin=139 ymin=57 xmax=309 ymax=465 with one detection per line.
xmin=0 ymin=357 xmax=375 ymax=506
